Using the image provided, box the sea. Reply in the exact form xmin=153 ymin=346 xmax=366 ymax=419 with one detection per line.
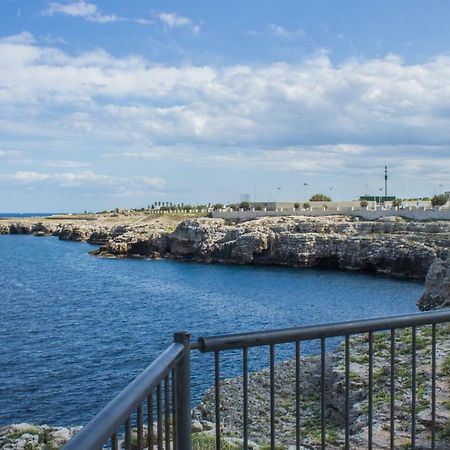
xmin=0 ymin=213 xmax=59 ymax=218
xmin=0 ymin=234 xmax=424 ymax=427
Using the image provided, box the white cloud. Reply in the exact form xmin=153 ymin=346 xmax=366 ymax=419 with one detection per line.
xmin=43 ymin=1 xmax=121 ymax=23
xmin=1 ymin=31 xmax=35 ymax=44
xmin=0 ymin=170 xmax=166 ymax=192
xmin=42 ymin=1 xmax=152 ymax=25
xmin=1 ymin=33 xmax=450 ymax=195
xmin=268 ymin=24 xmax=305 ymax=40
xmin=157 ymin=12 xmax=201 ymax=34
xmin=43 ymin=160 xmax=91 ymax=168
xmin=0 ymin=150 xmax=23 ymax=158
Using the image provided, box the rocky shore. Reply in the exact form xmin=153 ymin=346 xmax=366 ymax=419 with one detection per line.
xmin=0 ymin=424 xmax=80 ymax=450
xmin=2 ymin=213 xmax=450 ymax=309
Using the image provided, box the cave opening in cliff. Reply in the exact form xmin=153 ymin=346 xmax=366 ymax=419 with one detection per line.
xmin=315 ymin=255 xmax=340 ymax=270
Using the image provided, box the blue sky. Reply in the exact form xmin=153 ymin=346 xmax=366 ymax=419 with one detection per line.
xmin=1 ymin=0 xmax=450 ymax=211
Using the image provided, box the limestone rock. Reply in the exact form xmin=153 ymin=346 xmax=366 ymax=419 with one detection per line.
xmin=417 ymin=257 xmax=450 ymax=310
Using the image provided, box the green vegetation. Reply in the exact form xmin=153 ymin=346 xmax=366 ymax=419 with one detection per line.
xmin=192 ymin=433 xmax=241 ymax=449
xmin=7 ymin=426 xmax=40 ymax=440
xmin=438 ymin=419 xmax=450 ymax=440
xmin=309 ymin=193 xmax=332 ymax=202
xmin=360 ymin=199 xmax=368 ymax=207
xmin=239 ymin=201 xmax=251 ymax=210
xmin=431 ymin=194 xmax=449 ymax=207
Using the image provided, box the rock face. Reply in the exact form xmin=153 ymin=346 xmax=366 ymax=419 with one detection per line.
xmin=96 ymin=216 xmax=448 ymax=281
xmin=418 ymin=258 xmax=450 ymax=310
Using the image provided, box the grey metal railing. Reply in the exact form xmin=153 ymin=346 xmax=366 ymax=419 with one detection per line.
xmin=62 ymin=309 xmax=450 ymax=450
xmin=62 ymin=332 xmax=192 ymax=450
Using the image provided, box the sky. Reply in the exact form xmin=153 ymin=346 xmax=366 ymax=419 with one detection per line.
xmin=1 ymin=0 xmax=450 ymax=212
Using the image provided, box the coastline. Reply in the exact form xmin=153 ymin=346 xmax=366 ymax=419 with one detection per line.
xmin=1 ymin=212 xmax=449 ymax=449
xmin=1 ymin=212 xmax=449 ymax=309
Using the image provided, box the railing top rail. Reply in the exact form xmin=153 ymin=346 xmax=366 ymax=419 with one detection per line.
xmin=62 ymin=342 xmax=184 ymax=450
xmin=198 ymin=309 xmax=450 ymax=352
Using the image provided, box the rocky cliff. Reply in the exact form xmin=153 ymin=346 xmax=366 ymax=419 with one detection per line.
xmin=2 ymin=214 xmax=450 ymax=308
xmin=94 ymin=216 xmax=449 ymax=281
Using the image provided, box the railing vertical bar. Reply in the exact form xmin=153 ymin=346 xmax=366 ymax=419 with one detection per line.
xmin=295 ymin=341 xmax=301 ymax=450
xmin=125 ymin=418 xmax=132 ymax=450
xmin=157 ymin=383 xmax=163 ymax=450
xmin=174 ymin=332 xmax=191 ymax=450
xmin=368 ymin=331 xmax=373 ymax=450
xmin=345 ymin=335 xmax=350 ymax=450
xmin=243 ymin=347 xmax=249 ymax=450
xmin=431 ymin=323 xmax=436 ymax=450
xmin=411 ymin=326 xmax=417 ymax=449
xmin=320 ymin=337 xmax=326 ymax=449
xmin=148 ymin=392 xmax=154 ymax=450
xmin=172 ymin=367 xmax=177 ymax=450
xmin=111 ymin=433 xmax=118 ymax=450
xmin=137 ymin=404 xmax=144 ymax=450
xmin=165 ymin=374 xmax=171 ymax=450
xmin=270 ymin=344 xmax=275 ymax=449
xmin=390 ymin=329 xmax=395 ymax=450
xmin=215 ymin=351 xmax=221 ymax=450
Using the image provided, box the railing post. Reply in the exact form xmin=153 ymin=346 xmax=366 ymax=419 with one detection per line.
xmin=174 ymin=332 xmax=192 ymax=450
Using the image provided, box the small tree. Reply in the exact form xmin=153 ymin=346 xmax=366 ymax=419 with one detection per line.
xmin=239 ymin=201 xmax=251 ymax=210
xmin=431 ymin=194 xmax=448 ymax=207
xmin=294 ymin=202 xmax=300 ymax=210
xmin=360 ymin=200 xmax=368 ymax=207
xmin=310 ymin=193 xmax=332 ymax=202
xmin=303 ymin=202 xmax=310 ymax=209
xmin=392 ymin=198 xmax=402 ymax=207
xmin=213 ymin=203 xmax=224 ymax=210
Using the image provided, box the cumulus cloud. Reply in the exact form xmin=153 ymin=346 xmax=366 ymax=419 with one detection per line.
xmin=1 ymin=33 xmax=450 ymax=196
xmin=157 ymin=12 xmax=201 ymax=34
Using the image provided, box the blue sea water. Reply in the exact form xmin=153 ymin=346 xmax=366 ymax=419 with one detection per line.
xmin=0 ymin=235 xmax=424 ymax=426
xmin=0 ymin=213 xmax=58 ymax=218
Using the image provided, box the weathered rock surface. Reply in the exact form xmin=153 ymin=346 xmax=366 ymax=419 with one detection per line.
xmin=96 ymin=216 xmax=449 ymax=282
xmin=0 ymin=423 xmax=80 ymax=449
xmin=418 ymin=258 xmax=450 ymax=310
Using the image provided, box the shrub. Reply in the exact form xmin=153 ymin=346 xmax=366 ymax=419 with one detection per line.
xmin=303 ymin=202 xmax=310 ymax=209
xmin=239 ymin=201 xmax=251 ymax=210
xmin=294 ymin=202 xmax=300 ymax=210
xmin=431 ymin=194 xmax=448 ymax=207
xmin=360 ymin=200 xmax=368 ymax=207
xmin=309 ymin=193 xmax=331 ymax=202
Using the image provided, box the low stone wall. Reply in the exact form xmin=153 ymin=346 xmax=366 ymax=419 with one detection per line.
xmin=211 ymin=207 xmax=450 ymax=221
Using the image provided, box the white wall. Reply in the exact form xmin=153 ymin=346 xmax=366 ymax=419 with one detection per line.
xmin=211 ymin=207 xmax=450 ymax=221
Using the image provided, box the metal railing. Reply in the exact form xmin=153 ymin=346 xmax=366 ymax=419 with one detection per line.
xmin=62 ymin=309 xmax=450 ymax=450
xmin=62 ymin=332 xmax=192 ymax=450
